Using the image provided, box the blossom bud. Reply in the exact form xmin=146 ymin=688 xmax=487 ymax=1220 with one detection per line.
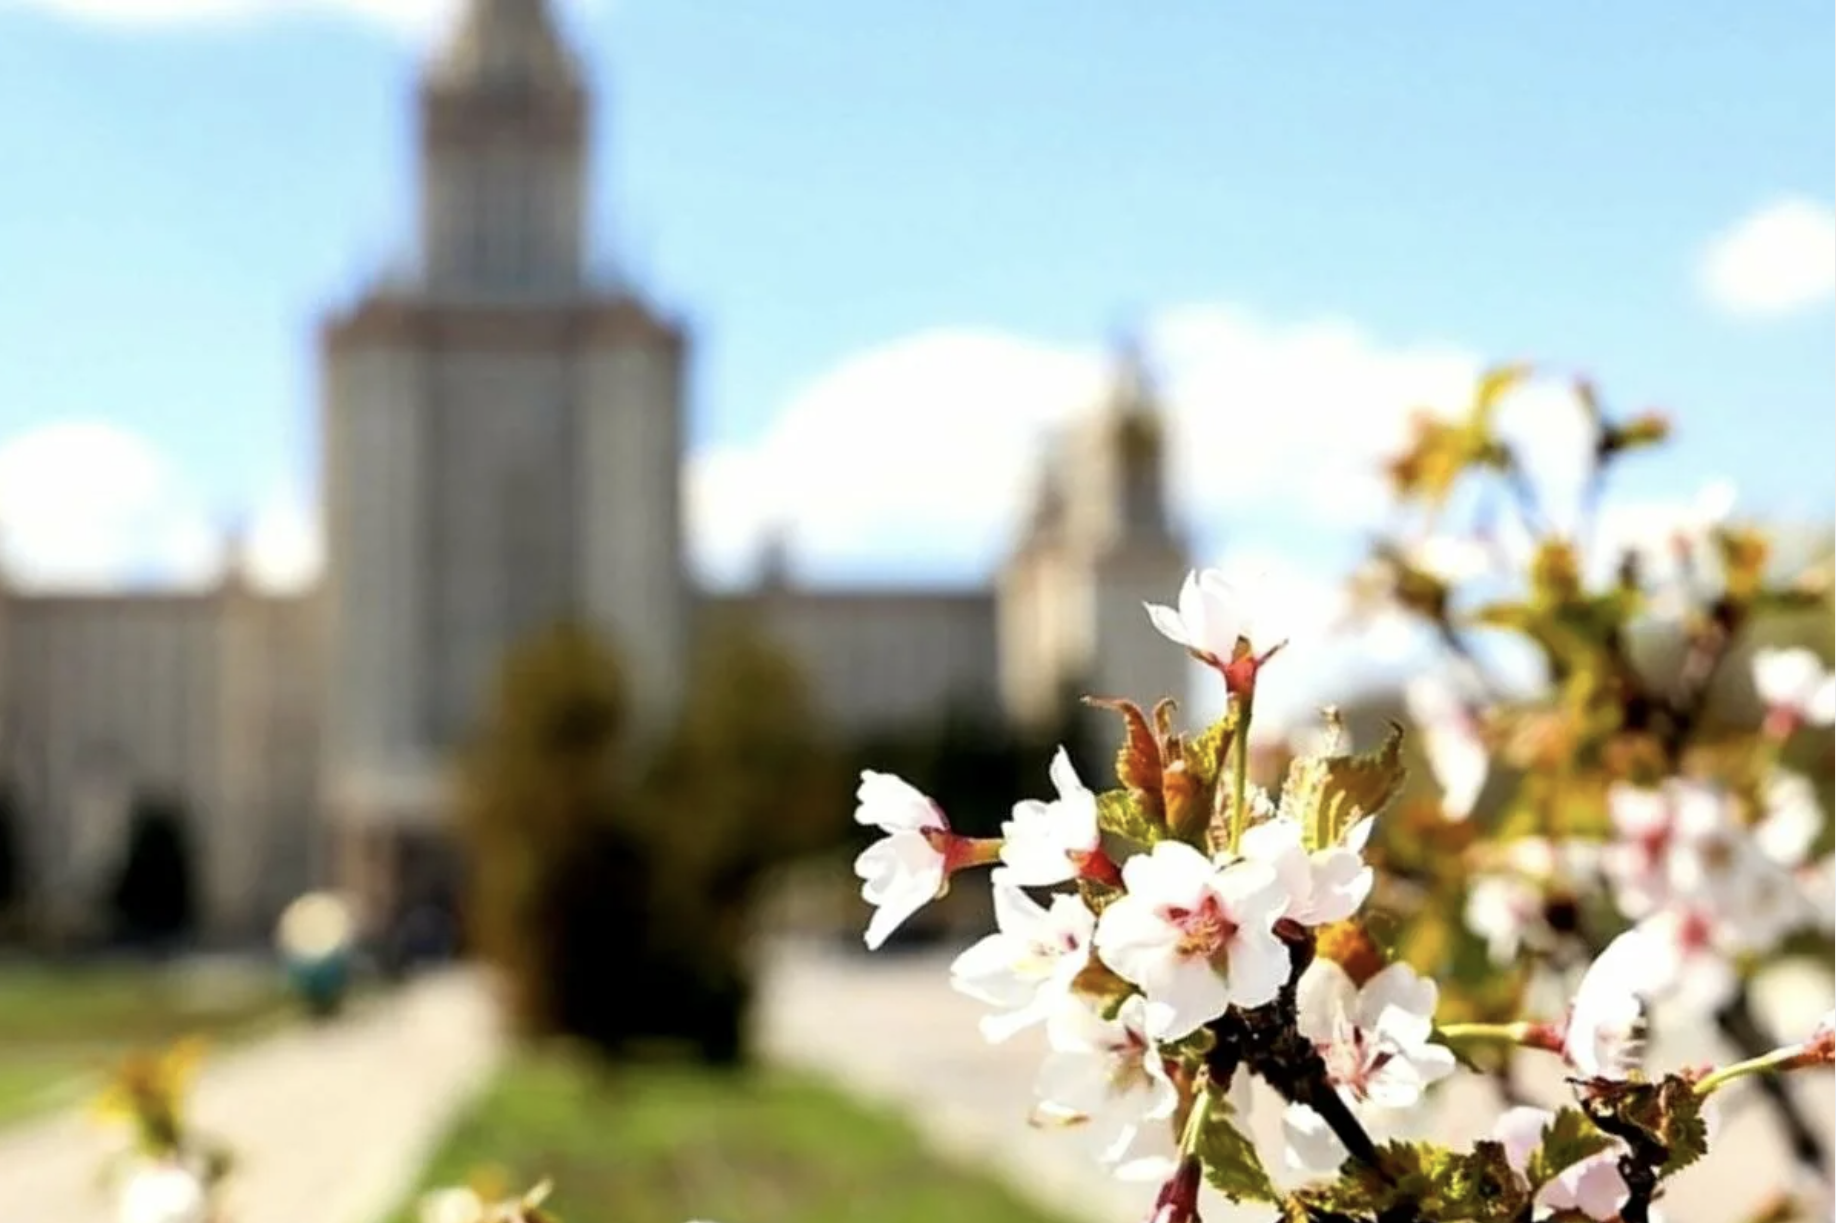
xmin=1142 ymin=1155 xmax=1203 ymax=1223
xmin=1786 ymin=1009 xmax=1836 ymax=1070
xmin=1311 ymin=919 xmax=1386 ymax=988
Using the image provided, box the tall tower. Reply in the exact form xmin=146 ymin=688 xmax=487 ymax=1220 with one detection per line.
xmin=317 ymin=0 xmax=688 ymax=923
xmin=997 ymin=339 xmax=1190 ymax=744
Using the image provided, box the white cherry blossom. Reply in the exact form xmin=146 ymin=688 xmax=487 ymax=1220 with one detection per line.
xmin=1034 ymin=993 xmax=1180 ymax=1180
xmin=1604 ymin=778 xmax=1811 ymax=963
xmin=1561 ymin=928 xmax=1652 ymax=1079
xmin=118 ymin=1159 xmax=209 ymax=1223
xmin=1757 ymin=770 xmax=1826 ymax=870
xmin=853 ymin=771 xmax=983 ymax=951
xmin=1463 ymin=838 xmax=1595 ymax=965
xmin=419 ymin=1179 xmax=554 ymax=1223
xmin=1625 ymin=907 xmax=1739 ymax=1012
xmin=998 ymin=746 xmax=1107 ymax=887
xmin=1494 ymin=1105 xmax=1629 ymax=1221
xmin=1143 ymin=568 xmax=1283 ymax=689
xmin=1239 ymin=813 xmax=1374 ymax=927
xmin=1280 ymin=959 xmax=1457 ymax=1173
xmin=950 ymin=878 xmax=1097 ymax=1043
xmin=1404 ymin=674 xmax=1490 ymax=821
xmin=1093 ymin=840 xmax=1291 ymax=1040
xmin=1753 ymin=646 xmax=1836 ymax=728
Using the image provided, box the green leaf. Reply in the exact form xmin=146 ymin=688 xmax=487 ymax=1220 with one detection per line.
xmin=1068 ymin=950 xmax=1135 ymax=1020
xmin=1279 ymin=715 xmax=1407 ymax=852
xmin=1298 ymin=1139 xmax=1528 ymax=1223
xmin=1472 ymin=361 xmax=1534 ymax=429
xmin=1524 ymin=1107 xmax=1613 ymax=1192
xmin=1183 ymin=706 xmax=1239 ymax=788
xmin=1193 ymin=1099 xmax=1278 ymax=1204
xmin=1095 ymin=788 xmax=1164 ymax=846
xmin=1577 ymin=1073 xmax=1708 ymax=1178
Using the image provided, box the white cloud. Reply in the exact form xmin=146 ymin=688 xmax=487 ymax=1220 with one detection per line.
xmin=0 ymin=421 xmax=223 ymax=591
xmin=1698 ymin=197 xmax=1836 ymax=318
xmin=238 ymin=485 xmax=324 ymax=594
xmin=687 ymin=307 xmax=1487 ymax=586
xmin=688 ymin=329 xmax=1109 ymax=585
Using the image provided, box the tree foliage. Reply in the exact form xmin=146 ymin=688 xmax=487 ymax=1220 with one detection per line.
xmin=107 ymin=791 xmax=199 ymax=949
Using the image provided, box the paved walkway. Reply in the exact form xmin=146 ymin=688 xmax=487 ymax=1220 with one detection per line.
xmin=0 ymin=969 xmax=502 ymax=1223
xmin=758 ymin=938 xmax=1835 ymax=1223
xmin=0 ymin=948 xmax=1823 ymax=1223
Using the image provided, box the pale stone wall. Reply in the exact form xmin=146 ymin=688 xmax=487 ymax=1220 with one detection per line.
xmin=722 ymin=588 xmax=1001 ymax=734
xmin=421 ymin=348 xmax=577 ymax=747
xmin=577 ymin=338 xmax=687 ymax=734
xmin=1087 ymin=546 xmax=1193 ymax=718
xmin=0 ymin=583 xmax=319 ymax=939
xmin=320 ymin=341 xmax=429 ymax=806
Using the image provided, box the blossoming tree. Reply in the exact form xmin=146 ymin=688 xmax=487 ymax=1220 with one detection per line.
xmin=844 ymin=369 xmax=1834 ymax=1223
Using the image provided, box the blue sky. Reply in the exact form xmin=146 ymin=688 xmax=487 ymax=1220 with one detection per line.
xmin=0 ymin=0 xmax=1830 ymax=604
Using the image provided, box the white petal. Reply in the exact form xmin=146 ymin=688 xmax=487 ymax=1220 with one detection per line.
xmin=1606 ymin=783 xmax=1670 ymax=839
xmin=1281 ymin=1102 xmax=1350 ymax=1173
xmin=862 ymin=880 xmax=934 ymax=950
xmin=854 ymin=771 xmax=945 ymax=833
xmin=990 ymin=876 xmax=1052 ymax=936
xmin=1759 ymin=772 xmax=1825 ymax=868
xmin=1048 ymin=745 xmax=1088 ymax=801
xmin=1239 ymin=817 xmax=1310 ymax=895
xmin=1490 ymin=1105 xmax=1555 ymax=1175
xmin=1193 ymin=568 xmax=1250 ymax=657
xmin=1212 ymin=857 xmax=1289 ymax=929
xmin=1540 ymin=1150 xmax=1630 ymax=1220
xmin=949 ymin=932 xmax=1034 ymax=1009
xmin=1119 ymin=838 xmax=1219 ymax=901
xmin=1295 ymin=959 xmax=1358 ymax=1043
xmin=1356 ymin=963 xmax=1439 ymax=1049
xmin=1221 ymin=920 xmax=1292 ymax=1011
xmin=1567 ymin=930 xmax=1652 ymax=1078
xmin=1145 ymin=600 xmax=1193 ymax=648
xmin=854 ymin=831 xmax=945 ymax=902
xmin=1035 ymin=1047 xmax=1118 ymax=1116
xmin=1301 ymin=848 xmax=1373 ymax=926
xmin=855 ymin=831 xmax=945 ymax=950
xmin=1044 ymin=992 xmax=1119 ymax=1053
xmin=998 ymin=802 xmax=1079 ymax=887
xmin=1142 ymin=957 xmax=1235 ymax=1040
xmin=1753 ymin=647 xmax=1823 ymax=709
xmin=1809 ymin=675 xmax=1836 ymax=726
xmin=1092 ymin=895 xmax=1181 ymax=989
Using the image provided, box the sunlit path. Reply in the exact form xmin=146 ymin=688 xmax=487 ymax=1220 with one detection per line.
xmin=0 ymin=970 xmax=501 ymax=1223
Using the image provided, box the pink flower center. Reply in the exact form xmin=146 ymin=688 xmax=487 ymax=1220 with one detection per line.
xmin=1677 ymin=910 xmax=1713 ymax=952
xmin=1104 ymin=1028 xmax=1156 ymax=1097
xmin=1163 ymin=893 xmax=1238 ymax=965
xmin=1028 ymin=930 xmax=1084 ymax=961
xmin=1320 ymin=1024 xmax=1395 ymax=1101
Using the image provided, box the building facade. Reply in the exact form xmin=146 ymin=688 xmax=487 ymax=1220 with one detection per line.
xmin=0 ymin=0 xmax=1189 ymax=942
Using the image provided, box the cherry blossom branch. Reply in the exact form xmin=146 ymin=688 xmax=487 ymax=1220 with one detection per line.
xmin=1204 ymin=926 xmax=1387 ymax=1176
xmin=1437 ymin=1021 xmax=1563 ymax=1055
xmin=1712 ymin=991 xmax=1832 ymax=1177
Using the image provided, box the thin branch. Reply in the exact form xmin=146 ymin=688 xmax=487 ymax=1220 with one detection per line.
xmin=1714 ymin=990 xmax=1832 ymax=1179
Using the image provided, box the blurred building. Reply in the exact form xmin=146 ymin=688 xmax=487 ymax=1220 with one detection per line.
xmin=0 ymin=0 xmax=1187 ymax=941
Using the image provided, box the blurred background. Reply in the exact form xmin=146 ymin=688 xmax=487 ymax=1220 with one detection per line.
xmin=0 ymin=2 xmax=1829 ymax=1221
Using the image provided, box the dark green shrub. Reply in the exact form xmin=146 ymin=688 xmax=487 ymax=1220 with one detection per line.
xmin=107 ymin=792 xmax=198 ymax=948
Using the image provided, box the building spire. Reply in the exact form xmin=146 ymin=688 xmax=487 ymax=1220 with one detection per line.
xmin=427 ymin=0 xmax=579 ymax=93
xmin=1105 ymin=322 xmax=1157 ymax=418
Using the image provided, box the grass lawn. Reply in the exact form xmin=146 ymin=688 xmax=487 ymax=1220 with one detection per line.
xmin=0 ymin=959 xmax=297 ymax=1130
xmin=386 ymin=1049 xmax=1074 ymax=1223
